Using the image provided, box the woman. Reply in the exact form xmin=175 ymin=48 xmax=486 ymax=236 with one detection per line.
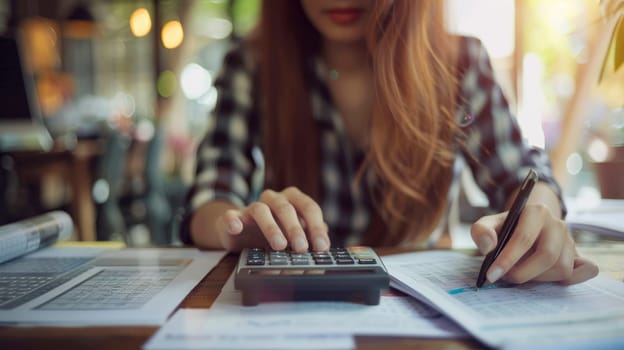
xmin=184 ymin=0 xmax=598 ymax=286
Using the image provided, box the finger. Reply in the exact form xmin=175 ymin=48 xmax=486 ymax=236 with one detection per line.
xmin=283 ymin=187 xmax=330 ymax=251
xmin=487 ymin=204 xmax=549 ymax=283
xmin=529 ymin=236 xmax=574 ymax=282
xmin=261 ymin=190 xmax=309 ymax=253
xmin=471 ymin=213 xmax=505 ymax=255
xmin=560 ymin=257 xmax=599 ymax=285
xmin=216 ymin=209 xmax=244 ymax=235
xmin=503 ymin=219 xmax=566 ymax=284
xmin=245 ymin=202 xmax=288 ymax=250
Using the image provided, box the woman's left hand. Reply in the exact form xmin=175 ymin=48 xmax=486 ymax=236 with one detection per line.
xmin=471 ymin=200 xmax=598 ymax=286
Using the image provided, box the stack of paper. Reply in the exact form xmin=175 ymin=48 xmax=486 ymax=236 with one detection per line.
xmin=384 ymin=251 xmax=624 ymax=349
xmin=145 ymin=249 xmax=624 ymax=349
xmin=144 ymin=273 xmax=467 ymax=350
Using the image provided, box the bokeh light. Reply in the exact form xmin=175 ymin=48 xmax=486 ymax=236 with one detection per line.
xmin=203 ymin=18 xmax=232 ymax=39
xmin=587 ymin=138 xmax=609 ymax=162
xmin=566 ymin=152 xmax=583 ymax=175
xmin=130 ymin=8 xmax=152 ymax=37
xmin=180 ymin=63 xmax=212 ymax=100
xmin=157 ymin=70 xmax=177 ymax=97
xmin=161 ymin=20 xmax=184 ymax=49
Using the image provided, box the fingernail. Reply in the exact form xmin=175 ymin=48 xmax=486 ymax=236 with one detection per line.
xmin=228 ymin=220 xmax=241 ymax=232
xmin=314 ymin=237 xmax=328 ymax=251
xmin=271 ymin=235 xmax=287 ymax=249
xmin=294 ymin=236 xmax=308 ymax=251
xmin=487 ymin=267 xmax=504 ymax=283
xmin=478 ymin=236 xmax=493 ymax=255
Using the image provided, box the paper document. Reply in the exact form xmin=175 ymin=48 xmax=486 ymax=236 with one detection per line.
xmin=0 ymin=247 xmax=226 ymax=325
xmin=384 ymin=251 xmax=624 ymax=349
xmin=144 ymin=309 xmax=355 ymax=350
xmin=0 ymin=211 xmax=73 ymax=264
xmin=566 ymin=198 xmax=624 ymax=239
xmin=144 ymin=272 xmax=466 ymax=350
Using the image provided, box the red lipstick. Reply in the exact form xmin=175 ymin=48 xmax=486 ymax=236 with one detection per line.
xmin=324 ymin=7 xmax=364 ymax=25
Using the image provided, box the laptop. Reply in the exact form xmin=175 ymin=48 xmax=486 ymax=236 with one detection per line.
xmin=0 ymin=34 xmax=53 ymax=152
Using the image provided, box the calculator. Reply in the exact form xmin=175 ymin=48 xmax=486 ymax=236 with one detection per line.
xmin=234 ymin=246 xmax=389 ymax=306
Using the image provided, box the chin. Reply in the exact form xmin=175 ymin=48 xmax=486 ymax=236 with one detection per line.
xmin=317 ymin=22 xmax=367 ymax=44
xmin=325 ymin=33 xmax=366 ymax=44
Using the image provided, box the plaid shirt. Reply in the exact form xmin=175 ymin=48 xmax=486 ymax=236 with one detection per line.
xmin=182 ymin=36 xmax=565 ymax=247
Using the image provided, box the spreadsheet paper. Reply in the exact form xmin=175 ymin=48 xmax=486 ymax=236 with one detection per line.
xmin=0 ymin=247 xmax=226 ymax=325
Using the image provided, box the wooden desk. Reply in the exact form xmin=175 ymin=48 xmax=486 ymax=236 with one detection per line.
xmin=0 ymin=248 xmax=484 ymax=350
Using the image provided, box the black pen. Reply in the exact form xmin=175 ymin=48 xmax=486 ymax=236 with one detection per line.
xmin=476 ymin=169 xmax=539 ymax=288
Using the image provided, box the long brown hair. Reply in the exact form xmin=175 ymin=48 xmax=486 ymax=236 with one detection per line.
xmin=252 ymin=1 xmax=322 ymax=200
xmin=252 ymin=0 xmax=460 ymax=246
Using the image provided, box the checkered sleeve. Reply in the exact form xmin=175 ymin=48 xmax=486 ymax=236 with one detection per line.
xmin=457 ymin=37 xmax=566 ymax=217
xmin=181 ymin=43 xmax=258 ymax=244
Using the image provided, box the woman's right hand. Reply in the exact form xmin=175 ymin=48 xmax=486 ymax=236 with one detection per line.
xmin=214 ymin=187 xmax=330 ymax=252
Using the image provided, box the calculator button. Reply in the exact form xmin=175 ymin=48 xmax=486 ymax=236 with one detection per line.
xmin=313 ymin=255 xmax=333 ymax=261
xmin=270 ymin=256 xmax=288 ymax=262
xmin=269 ymin=255 xmax=284 ymax=259
xmin=291 ymin=259 xmax=310 ymax=265
xmin=269 ymin=260 xmax=288 ymax=265
xmin=335 ymin=258 xmax=355 ymax=265
xmin=357 ymin=258 xmax=377 ymax=264
xmin=314 ymin=259 xmax=333 ymax=265
xmin=246 ymin=259 xmax=265 ymax=266
xmin=334 ymin=254 xmax=352 ymax=260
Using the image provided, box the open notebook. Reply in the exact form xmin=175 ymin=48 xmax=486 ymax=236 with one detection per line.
xmin=383 ymin=251 xmax=624 ymax=349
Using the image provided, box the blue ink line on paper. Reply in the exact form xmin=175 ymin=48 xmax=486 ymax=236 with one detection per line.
xmin=448 ymin=284 xmax=510 ymax=295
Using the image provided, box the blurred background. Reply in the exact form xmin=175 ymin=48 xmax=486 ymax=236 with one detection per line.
xmin=0 ymin=0 xmax=622 ymax=246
